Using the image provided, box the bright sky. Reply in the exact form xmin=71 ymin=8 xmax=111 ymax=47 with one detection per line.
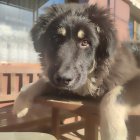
xmin=45 ymin=0 xmax=65 ymax=6
xmin=39 ymin=0 xmax=64 ymax=14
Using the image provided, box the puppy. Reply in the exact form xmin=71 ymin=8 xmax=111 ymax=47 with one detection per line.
xmin=13 ymin=3 xmax=140 ymax=140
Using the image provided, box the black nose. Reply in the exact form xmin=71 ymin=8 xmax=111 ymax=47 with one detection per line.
xmin=54 ymin=73 xmax=73 ymax=86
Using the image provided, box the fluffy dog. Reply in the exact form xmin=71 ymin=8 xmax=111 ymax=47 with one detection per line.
xmin=13 ymin=3 xmax=140 ymax=140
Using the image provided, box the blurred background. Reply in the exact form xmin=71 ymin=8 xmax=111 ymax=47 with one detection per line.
xmin=0 ymin=0 xmax=139 ymax=64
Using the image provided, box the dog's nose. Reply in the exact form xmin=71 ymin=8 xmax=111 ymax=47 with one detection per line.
xmin=54 ymin=73 xmax=73 ymax=86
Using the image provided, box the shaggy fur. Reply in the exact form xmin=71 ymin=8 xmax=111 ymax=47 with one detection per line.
xmin=13 ymin=3 xmax=140 ymax=140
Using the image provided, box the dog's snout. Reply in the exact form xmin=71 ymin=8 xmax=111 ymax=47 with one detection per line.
xmin=54 ymin=73 xmax=73 ymax=86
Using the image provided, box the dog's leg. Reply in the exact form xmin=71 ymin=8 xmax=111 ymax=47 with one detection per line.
xmin=13 ymin=77 xmax=48 ymax=118
xmin=100 ymin=86 xmax=129 ymax=140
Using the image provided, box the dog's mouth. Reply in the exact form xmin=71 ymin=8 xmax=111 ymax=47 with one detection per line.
xmin=46 ymin=63 xmax=89 ymax=91
xmin=52 ymin=82 xmax=76 ymax=90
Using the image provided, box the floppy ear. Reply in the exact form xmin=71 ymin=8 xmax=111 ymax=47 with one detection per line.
xmin=31 ymin=5 xmax=60 ymax=52
xmin=31 ymin=15 xmax=48 ymax=52
xmin=30 ymin=15 xmax=49 ymax=52
xmin=31 ymin=5 xmax=71 ymax=52
xmin=85 ymin=4 xmax=118 ymax=60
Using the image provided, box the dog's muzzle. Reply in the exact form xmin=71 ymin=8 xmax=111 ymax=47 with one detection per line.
xmin=53 ymin=71 xmax=74 ymax=87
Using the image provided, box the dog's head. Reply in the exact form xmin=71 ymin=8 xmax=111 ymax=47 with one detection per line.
xmin=31 ymin=4 xmax=117 ymax=91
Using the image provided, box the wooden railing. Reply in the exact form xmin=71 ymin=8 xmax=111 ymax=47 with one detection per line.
xmin=0 ymin=64 xmax=41 ymax=103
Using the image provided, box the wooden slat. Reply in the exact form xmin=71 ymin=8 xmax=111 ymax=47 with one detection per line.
xmin=11 ymin=74 xmax=19 ymax=95
xmin=0 ymin=74 xmax=8 ymax=96
xmin=32 ymin=73 xmax=39 ymax=82
xmin=22 ymin=74 xmax=30 ymax=87
xmin=0 ymin=74 xmax=3 ymax=95
xmin=0 ymin=94 xmax=19 ymax=102
xmin=60 ymin=120 xmax=84 ymax=134
xmin=85 ymin=116 xmax=99 ymax=140
xmin=0 ymin=64 xmax=41 ymax=74
xmin=52 ymin=108 xmax=60 ymax=139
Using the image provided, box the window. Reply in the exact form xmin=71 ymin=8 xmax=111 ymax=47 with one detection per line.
xmin=129 ymin=16 xmax=140 ymax=41
xmin=0 ymin=3 xmax=36 ymax=63
xmin=66 ymin=0 xmax=79 ymax=2
xmin=129 ymin=17 xmax=134 ymax=40
xmin=136 ymin=22 xmax=140 ymax=41
xmin=0 ymin=0 xmax=48 ymax=63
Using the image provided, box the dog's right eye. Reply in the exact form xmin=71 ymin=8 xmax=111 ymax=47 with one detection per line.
xmin=52 ymin=34 xmax=65 ymax=44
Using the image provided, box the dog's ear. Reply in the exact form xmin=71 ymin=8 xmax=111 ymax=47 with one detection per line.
xmin=85 ymin=4 xmax=117 ymax=60
xmin=31 ymin=5 xmax=60 ymax=52
xmin=31 ymin=14 xmax=50 ymax=52
xmin=31 ymin=5 xmax=70 ymax=52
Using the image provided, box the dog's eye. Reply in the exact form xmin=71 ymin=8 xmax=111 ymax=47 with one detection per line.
xmin=79 ymin=39 xmax=90 ymax=49
xmin=52 ymin=35 xmax=64 ymax=44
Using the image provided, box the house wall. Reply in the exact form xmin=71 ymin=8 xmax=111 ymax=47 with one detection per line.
xmin=87 ymin=0 xmax=130 ymax=41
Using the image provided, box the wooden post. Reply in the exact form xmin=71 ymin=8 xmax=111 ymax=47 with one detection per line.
xmin=84 ymin=116 xmax=99 ymax=140
xmin=52 ymin=108 xmax=60 ymax=139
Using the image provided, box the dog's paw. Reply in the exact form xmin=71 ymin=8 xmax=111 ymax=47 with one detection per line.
xmin=13 ymin=92 xmax=32 ymax=118
xmin=17 ymin=108 xmax=29 ymax=118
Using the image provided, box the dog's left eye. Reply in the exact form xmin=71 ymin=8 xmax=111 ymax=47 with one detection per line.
xmin=79 ymin=39 xmax=90 ymax=49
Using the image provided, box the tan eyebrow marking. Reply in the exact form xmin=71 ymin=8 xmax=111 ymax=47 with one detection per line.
xmin=57 ymin=27 xmax=66 ymax=36
xmin=77 ymin=30 xmax=85 ymax=39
